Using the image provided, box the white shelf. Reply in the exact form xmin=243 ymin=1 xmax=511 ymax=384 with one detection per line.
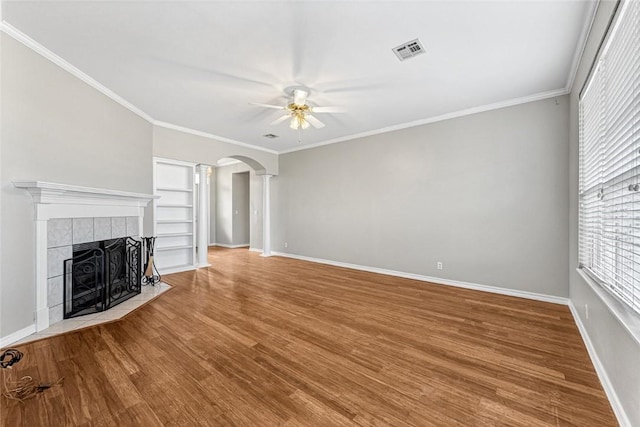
xmin=157 ymin=244 xmax=193 ymax=252
xmin=157 ymin=219 xmax=193 ymax=224
xmin=156 ymin=204 xmax=193 ymax=208
xmin=157 ymin=232 xmax=193 ymax=237
xmin=156 ymin=187 xmax=193 ymax=193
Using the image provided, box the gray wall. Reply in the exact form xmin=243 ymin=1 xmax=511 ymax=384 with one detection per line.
xmin=153 ymin=126 xmax=278 ymax=175
xmin=232 ymin=172 xmax=250 ymax=246
xmin=274 ymin=96 xmax=569 ymax=297
xmin=568 ymin=1 xmax=640 ymax=425
xmin=215 ymin=163 xmax=263 ymax=249
xmin=215 ymin=164 xmax=237 ymax=246
xmin=0 ymin=34 xmax=153 ymax=337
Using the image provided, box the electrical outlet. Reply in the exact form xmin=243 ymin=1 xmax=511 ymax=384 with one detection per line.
xmin=437 ymin=262 xmax=443 ymax=270
xmin=585 ymin=303 xmax=589 ymax=320
xmin=284 ymin=242 xmax=288 ymax=248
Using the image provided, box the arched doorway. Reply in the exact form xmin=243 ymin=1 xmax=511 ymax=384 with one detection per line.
xmin=202 ymin=156 xmax=272 ymax=266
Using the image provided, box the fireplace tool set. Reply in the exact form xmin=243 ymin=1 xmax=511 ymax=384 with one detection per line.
xmin=142 ymin=236 xmax=161 ymax=286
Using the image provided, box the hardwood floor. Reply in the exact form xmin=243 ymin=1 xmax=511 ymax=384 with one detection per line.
xmin=2 ymin=247 xmax=617 ymax=426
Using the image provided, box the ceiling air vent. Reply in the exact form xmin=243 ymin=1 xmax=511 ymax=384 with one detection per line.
xmin=392 ymin=38 xmax=425 ymax=61
xmin=263 ymin=133 xmax=279 ymax=139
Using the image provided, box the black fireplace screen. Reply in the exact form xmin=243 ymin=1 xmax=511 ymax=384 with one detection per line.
xmin=63 ymin=237 xmax=142 ymax=319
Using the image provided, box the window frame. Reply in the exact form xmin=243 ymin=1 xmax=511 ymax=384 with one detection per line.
xmin=578 ymin=0 xmax=639 ymax=318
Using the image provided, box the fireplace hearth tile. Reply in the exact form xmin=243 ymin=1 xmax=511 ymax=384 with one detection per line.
xmin=48 ymin=276 xmax=63 ymax=307
xmin=114 ymin=298 xmax=142 ymax=311
xmin=111 ymin=217 xmax=126 ymax=238
xmin=12 ymin=283 xmax=171 ymax=346
xmin=48 ymin=218 xmax=72 ymax=248
xmin=81 ymin=318 xmax=111 ymax=328
xmin=72 ymin=218 xmax=94 ymax=244
xmin=44 ymin=319 xmax=89 ymax=334
xmin=94 ymin=217 xmax=112 ymax=241
xmin=94 ymin=309 xmax=130 ymax=321
xmin=47 ymin=245 xmax=72 ymax=278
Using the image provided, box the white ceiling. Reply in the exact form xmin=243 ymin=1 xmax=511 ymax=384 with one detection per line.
xmin=3 ymin=1 xmax=595 ymax=153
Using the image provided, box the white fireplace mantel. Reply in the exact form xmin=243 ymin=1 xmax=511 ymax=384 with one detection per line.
xmin=13 ymin=181 xmax=158 ymax=220
xmin=13 ymin=180 xmax=158 ymax=332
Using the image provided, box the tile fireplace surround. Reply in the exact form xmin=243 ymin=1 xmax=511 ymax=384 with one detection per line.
xmin=47 ymin=216 xmax=142 ymax=324
xmin=12 ymin=181 xmax=158 ymax=340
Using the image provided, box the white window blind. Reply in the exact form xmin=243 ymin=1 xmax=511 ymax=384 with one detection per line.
xmin=579 ymin=0 xmax=640 ymax=314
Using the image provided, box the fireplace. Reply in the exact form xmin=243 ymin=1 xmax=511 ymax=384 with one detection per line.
xmin=64 ymin=237 xmax=142 ymax=318
xmin=13 ymin=181 xmax=157 ymax=332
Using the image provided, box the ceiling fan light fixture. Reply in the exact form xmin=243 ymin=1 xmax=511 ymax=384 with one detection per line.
xmin=292 ymin=88 xmax=309 ymax=107
xmin=252 ymin=85 xmax=338 ymax=135
xmin=290 ymin=115 xmax=309 ymax=130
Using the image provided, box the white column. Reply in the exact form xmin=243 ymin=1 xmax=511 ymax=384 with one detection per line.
xmin=35 ymin=219 xmax=50 ymax=331
xmin=261 ymin=174 xmax=273 ymax=257
xmin=197 ymin=164 xmax=211 ymax=268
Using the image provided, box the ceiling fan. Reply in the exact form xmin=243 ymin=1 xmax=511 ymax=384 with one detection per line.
xmin=250 ymin=86 xmax=344 ymax=132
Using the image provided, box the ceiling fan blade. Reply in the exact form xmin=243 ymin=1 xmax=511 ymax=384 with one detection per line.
xmin=305 ymin=114 xmax=325 ymax=129
xmin=249 ymin=102 xmax=286 ymax=110
xmin=310 ymin=106 xmax=346 ymax=113
xmin=270 ymin=114 xmax=291 ymax=126
xmin=293 ymin=89 xmax=309 ymax=106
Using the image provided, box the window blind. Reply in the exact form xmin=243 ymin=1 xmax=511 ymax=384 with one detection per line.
xmin=579 ymin=0 xmax=640 ymax=314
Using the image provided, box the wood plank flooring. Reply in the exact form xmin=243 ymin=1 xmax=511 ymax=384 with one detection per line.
xmin=1 ymin=247 xmax=617 ymax=426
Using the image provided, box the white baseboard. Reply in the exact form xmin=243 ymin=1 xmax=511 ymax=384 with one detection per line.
xmin=271 ymin=251 xmax=569 ymax=306
xmin=568 ymin=302 xmax=631 ymax=427
xmin=0 ymin=324 xmax=36 ymax=348
xmin=213 ymin=243 xmax=250 ymax=249
xmin=157 ymin=264 xmax=197 ymax=275
xmin=249 ymin=247 xmax=263 ymax=253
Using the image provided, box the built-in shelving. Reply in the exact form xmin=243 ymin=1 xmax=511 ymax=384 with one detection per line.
xmin=153 ymin=158 xmax=196 ymax=273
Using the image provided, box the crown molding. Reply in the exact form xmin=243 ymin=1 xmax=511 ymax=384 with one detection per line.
xmin=153 ymin=121 xmax=279 ymax=155
xmin=1 ymin=18 xmax=578 ymax=157
xmin=1 ymin=21 xmax=155 ymax=123
xmin=278 ymin=88 xmax=569 ymax=155
xmin=565 ymin=0 xmax=599 ymax=93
